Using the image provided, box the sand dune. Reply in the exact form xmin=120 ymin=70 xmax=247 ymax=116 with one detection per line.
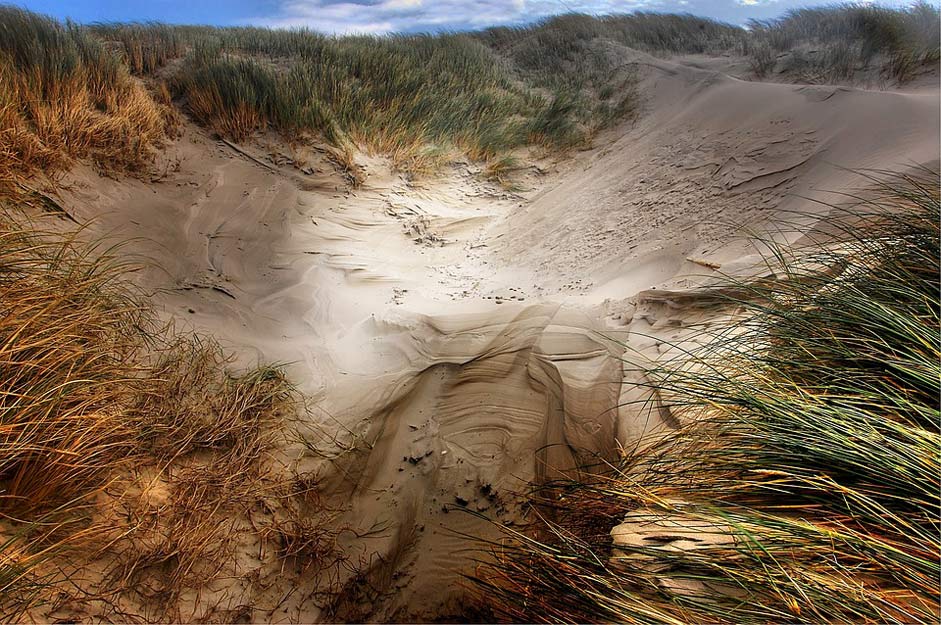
xmin=52 ymin=53 xmax=939 ymax=620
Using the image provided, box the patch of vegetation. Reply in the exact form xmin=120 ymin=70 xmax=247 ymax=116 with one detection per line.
xmin=471 ymin=170 xmax=941 ymax=623
xmin=168 ymin=32 xmax=545 ymax=168
xmin=0 ymin=206 xmax=346 ymax=621
xmin=0 ymin=7 xmax=174 ymax=197
xmin=90 ymin=17 xmax=649 ymax=168
xmin=747 ymin=3 xmax=941 ymax=83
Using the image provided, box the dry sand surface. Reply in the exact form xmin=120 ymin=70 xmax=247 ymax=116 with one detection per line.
xmin=53 ymin=54 xmax=939 ymax=620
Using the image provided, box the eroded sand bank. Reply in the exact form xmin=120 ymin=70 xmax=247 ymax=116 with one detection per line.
xmin=56 ymin=55 xmax=939 ymax=620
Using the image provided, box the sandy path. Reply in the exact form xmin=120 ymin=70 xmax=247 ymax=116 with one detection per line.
xmin=55 ymin=54 xmax=939 ymax=620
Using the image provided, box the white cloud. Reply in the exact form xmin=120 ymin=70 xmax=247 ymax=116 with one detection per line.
xmin=382 ymin=0 xmax=423 ymax=8
xmin=250 ymin=0 xmax=923 ymax=33
xmin=255 ymin=0 xmax=654 ymax=34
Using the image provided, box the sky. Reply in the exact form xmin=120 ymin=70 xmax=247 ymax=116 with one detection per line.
xmin=16 ymin=0 xmax=922 ymax=34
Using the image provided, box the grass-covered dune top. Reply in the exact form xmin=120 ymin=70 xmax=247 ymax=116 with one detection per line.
xmin=83 ymin=20 xmax=640 ymax=172
xmin=92 ymin=3 xmax=938 ymax=164
xmin=0 ymin=4 xmax=937 ymax=181
xmin=168 ymin=33 xmax=568 ymax=169
xmin=0 ymin=7 xmax=175 ymax=197
xmin=472 ymin=171 xmax=941 ymax=623
xmin=87 ymin=17 xmax=656 ymax=161
xmin=745 ymin=2 xmax=941 ymax=80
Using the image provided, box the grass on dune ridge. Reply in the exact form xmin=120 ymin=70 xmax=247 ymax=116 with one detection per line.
xmin=0 ymin=7 xmax=175 ymax=198
xmin=0 ymin=3 xmax=937 ymax=183
xmin=90 ymin=22 xmax=628 ymax=170
xmin=470 ymin=170 xmax=941 ymax=623
xmin=745 ymin=2 xmax=941 ymax=80
xmin=77 ymin=4 xmax=941 ymax=170
xmin=171 ymin=33 xmax=550 ymax=169
xmin=118 ymin=3 xmax=940 ymax=158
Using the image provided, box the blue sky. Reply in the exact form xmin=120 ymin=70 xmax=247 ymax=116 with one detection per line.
xmin=16 ymin=0 xmax=922 ymax=33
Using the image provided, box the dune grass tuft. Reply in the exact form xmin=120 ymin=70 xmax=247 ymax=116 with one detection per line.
xmin=0 ymin=211 xmax=304 ymax=618
xmin=0 ymin=7 xmax=173 ymax=197
xmin=167 ymin=32 xmax=550 ymax=167
xmin=470 ymin=170 xmax=941 ymax=623
xmin=747 ymin=2 xmax=940 ymax=82
xmin=89 ymin=22 xmax=188 ymax=74
xmin=0 ymin=220 xmax=147 ymax=515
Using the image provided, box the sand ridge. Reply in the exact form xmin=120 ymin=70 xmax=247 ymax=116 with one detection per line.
xmin=51 ymin=54 xmax=940 ymax=620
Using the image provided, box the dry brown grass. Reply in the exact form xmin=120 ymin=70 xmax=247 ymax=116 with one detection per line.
xmin=0 ymin=7 xmax=173 ymax=198
xmin=0 ymin=216 xmax=148 ymax=616
xmin=134 ymin=338 xmax=290 ymax=462
xmin=0 ymin=212 xmax=341 ymax=620
xmin=0 ymin=220 xmax=147 ymax=515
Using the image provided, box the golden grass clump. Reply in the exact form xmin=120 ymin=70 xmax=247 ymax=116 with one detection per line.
xmin=135 ymin=338 xmax=291 ymax=461
xmin=0 ymin=217 xmax=148 ymax=617
xmin=90 ymin=22 xmax=189 ymax=75
xmin=471 ymin=170 xmax=941 ymax=624
xmin=0 ymin=213 xmax=310 ymax=619
xmin=0 ymin=221 xmax=147 ymax=515
xmin=0 ymin=7 xmax=172 ymax=196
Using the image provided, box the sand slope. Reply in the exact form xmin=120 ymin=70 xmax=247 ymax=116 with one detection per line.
xmin=499 ymin=53 xmax=939 ymax=298
xmin=53 ymin=53 xmax=939 ymax=620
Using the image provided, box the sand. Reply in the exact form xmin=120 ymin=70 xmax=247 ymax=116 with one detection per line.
xmin=52 ymin=52 xmax=939 ymax=620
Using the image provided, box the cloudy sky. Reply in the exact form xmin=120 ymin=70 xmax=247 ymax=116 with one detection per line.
xmin=19 ymin=0 xmax=922 ymax=33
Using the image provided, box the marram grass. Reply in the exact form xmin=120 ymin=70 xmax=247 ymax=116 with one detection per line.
xmin=0 ymin=213 xmax=298 ymax=618
xmin=0 ymin=6 xmax=175 ymax=197
xmin=470 ymin=170 xmax=941 ymax=624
